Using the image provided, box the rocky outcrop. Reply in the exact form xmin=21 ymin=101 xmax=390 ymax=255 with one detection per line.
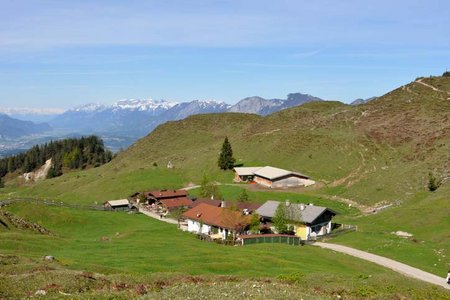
xmin=0 ymin=209 xmax=52 ymax=235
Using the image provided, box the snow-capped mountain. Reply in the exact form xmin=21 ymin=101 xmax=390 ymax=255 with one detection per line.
xmin=2 ymin=92 xmax=324 ymax=153
xmin=227 ymin=93 xmax=322 ymax=115
xmin=49 ymin=98 xmax=229 ymax=136
xmin=111 ymin=99 xmax=177 ymax=112
xmin=161 ymin=100 xmax=231 ymax=121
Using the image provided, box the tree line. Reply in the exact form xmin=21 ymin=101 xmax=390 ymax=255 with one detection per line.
xmin=0 ymin=135 xmax=113 ymax=180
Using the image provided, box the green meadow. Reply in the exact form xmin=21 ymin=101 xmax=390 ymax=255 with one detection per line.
xmin=1 ymin=202 xmax=448 ymax=299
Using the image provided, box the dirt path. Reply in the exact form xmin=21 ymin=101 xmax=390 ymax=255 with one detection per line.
xmin=416 ymin=79 xmax=450 ymax=95
xmin=138 ymin=206 xmax=179 ymax=225
xmin=313 ymin=242 xmax=450 ymax=290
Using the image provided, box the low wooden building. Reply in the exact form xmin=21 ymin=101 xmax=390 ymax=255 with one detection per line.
xmin=253 ymin=166 xmax=315 ymax=188
xmin=103 ymin=199 xmax=130 ymax=211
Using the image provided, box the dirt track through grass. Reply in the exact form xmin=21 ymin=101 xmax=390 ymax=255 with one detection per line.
xmin=314 ymin=242 xmax=450 ymax=290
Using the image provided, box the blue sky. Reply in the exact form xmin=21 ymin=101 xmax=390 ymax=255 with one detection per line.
xmin=0 ymin=0 xmax=449 ymax=109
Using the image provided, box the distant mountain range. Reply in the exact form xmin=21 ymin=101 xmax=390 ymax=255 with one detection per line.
xmin=0 ymin=92 xmax=325 ymax=154
xmin=350 ymin=97 xmax=378 ymax=105
xmin=228 ymin=93 xmax=322 ymax=115
xmin=49 ymin=93 xmax=324 ymax=136
xmin=0 ymin=113 xmax=52 ymax=139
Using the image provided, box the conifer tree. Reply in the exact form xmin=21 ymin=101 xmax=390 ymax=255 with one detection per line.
xmin=218 ymin=137 xmax=235 ymax=170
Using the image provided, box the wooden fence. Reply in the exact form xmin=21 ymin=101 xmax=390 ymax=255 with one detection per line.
xmin=0 ymin=198 xmax=104 ymax=211
xmin=240 ymin=234 xmax=303 ymax=246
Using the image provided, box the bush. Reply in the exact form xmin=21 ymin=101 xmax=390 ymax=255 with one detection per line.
xmin=428 ymin=172 xmax=441 ymax=191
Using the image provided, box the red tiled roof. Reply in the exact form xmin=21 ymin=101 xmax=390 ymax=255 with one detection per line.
xmin=189 ymin=198 xmax=222 ymax=208
xmin=182 ymin=203 xmax=252 ymax=231
xmin=189 ymin=199 xmax=262 ymax=212
xmin=159 ymin=197 xmax=193 ymax=208
xmin=145 ymin=189 xmax=187 ymax=199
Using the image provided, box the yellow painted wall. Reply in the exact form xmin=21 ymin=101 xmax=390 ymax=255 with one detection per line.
xmin=296 ymin=225 xmax=307 ymax=239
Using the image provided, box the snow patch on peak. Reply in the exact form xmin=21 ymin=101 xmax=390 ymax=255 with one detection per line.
xmin=191 ymin=99 xmax=231 ymax=109
xmin=71 ymin=103 xmax=107 ymax=113
xmin=112 ymin=99 xmax=178 ymax=111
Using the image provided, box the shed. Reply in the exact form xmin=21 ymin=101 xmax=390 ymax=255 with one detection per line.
xmin=103 ymin=199 xmax=130 ymax=211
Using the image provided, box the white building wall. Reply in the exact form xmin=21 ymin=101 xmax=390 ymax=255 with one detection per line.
xmin=187 ymin=219 xmax=211 ymax=234
xmin=272 ymin=177 xmax=316 ymax=188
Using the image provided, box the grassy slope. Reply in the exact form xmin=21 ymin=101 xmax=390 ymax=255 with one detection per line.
xmin=10 ymin=76 xmax=450 ymax=206
xmin=0 ymin=203 xmax=448 ymax=299
xmin=1 ymin=75 xmax=449 ymax=292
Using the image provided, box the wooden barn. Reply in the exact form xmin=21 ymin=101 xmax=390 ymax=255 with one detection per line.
xmin=252 ymin=166 xmax=315 ymax=188
xmin=103 ymin=199 xmax=130 ymax=211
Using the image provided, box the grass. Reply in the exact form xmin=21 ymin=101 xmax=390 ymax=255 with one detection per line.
xmin=1 ymin=202 xmax=449 ymax=299
xmin=1 ymin=75 xmax=450 ymax=297
xmin=189 ymin=184 xmax=360 ymax=219
xmin=333 ymin=191 xmax=450 ymax=276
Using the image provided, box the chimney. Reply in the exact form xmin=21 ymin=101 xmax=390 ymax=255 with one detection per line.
xmin=300 ymin=203 xmax=306 ymax=211
xmin=221 ymin=201 xmax=226 ymax=208
xmin=285 ymin=200 xmax=290 ymax=206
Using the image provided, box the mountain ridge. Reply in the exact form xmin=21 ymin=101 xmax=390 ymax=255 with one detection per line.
xmin=0 ymin=113 xmax=52 ymax=139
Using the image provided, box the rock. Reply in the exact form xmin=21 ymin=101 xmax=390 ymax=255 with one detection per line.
xmin=44 ymin=255 xmax=55 ymax=261
xmin=35 ymin=289 xmax=46 ymax=296
xmin=392 ymin=231 xmax=413 ymax=238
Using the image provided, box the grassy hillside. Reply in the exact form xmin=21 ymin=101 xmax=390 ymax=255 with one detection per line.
xmin=6 ymin=75 xmax=450 ymax=206
xmin=0 ymin=203 xmax=448 ymax=299
xmin=1 ymin=74 xmax=449 ymax=296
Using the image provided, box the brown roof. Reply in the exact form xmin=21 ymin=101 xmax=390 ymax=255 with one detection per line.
xmin=233 ymin=202 xmax=262 ymax=212
xmin=189 ymin=199 xmax=261 ymax=212
xmin=182 ymin=203 xmax=252 ymax=231
xmin=189 ymin=198 xmax=222 ymax=208
xmin=146 ymin=189 xmax=187 ymax=200
xmin=159 ymin=197 xmax=193 ymax=209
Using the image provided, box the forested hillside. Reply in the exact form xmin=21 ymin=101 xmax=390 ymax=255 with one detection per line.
xmin=0 ymin=136 xmax=112 ymax=181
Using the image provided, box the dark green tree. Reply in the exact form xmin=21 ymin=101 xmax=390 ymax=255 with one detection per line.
xmin=428 ymin=172 xmax=442 ymax=191
xmin=273 ymin=202 xmax=288 ymax=234
xmin=218 ymin=137 xmax=235 ymax=170
xmin=0 ymin=177 xmax=4 ymax=188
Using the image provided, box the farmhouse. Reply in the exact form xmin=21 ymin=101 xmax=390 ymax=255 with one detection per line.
xmin=233 ymin=166 xmax=315 ymax=188
xmin=256 ymin=200 xmax=336 ymax=240
xmin=182 ymin=203 xmax=252 ymax=239
xmin=253 ymin=166 xmax=315 ymax=188
xmin=145 ymin=189 xmax=187 ymax=203
xmin=103 ymin=199 xmax=130 ymax=211
xmin=233 ymin=167 xmax=263 ymax=182
xmin=189 ymin=198 xmax=261 ymax=214
xmin=159 ymin=197 xmax=193 ymax=211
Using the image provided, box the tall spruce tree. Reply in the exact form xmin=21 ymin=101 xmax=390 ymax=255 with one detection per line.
xmin=218 ymin=137 xmax=235 ymax=170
